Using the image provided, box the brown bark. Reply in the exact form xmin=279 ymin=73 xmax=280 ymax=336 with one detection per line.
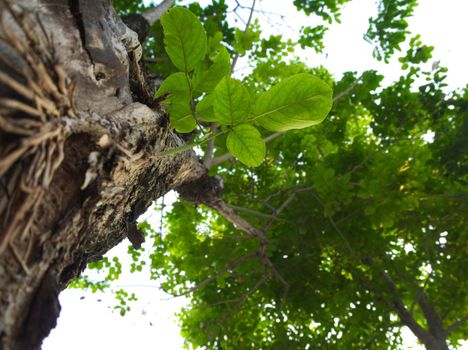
xmin=0 ymin=1 xmax=206 ymax=349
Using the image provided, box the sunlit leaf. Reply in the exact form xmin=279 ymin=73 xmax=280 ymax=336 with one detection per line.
xmin=168 ymin=102 xmax=197 ymax=133
xmin=161 ymin=7 xmax=207 ymax=72
xmin=254 ymin=73 xmax=332 ymax=131
xmin=226 ymin=124 xmax=265 ymax=167
xmin=193 ymin=46 xmax=231 ymax=94
xmin=196 ymin=94 xmax=216 ymax=122
xmin=155 ymin=72 xmax=195 ymax=132
xmin=155 ymin=72 xmax=191 ymax=100
xmin=213 ymin=76 xmax=251 ymax=125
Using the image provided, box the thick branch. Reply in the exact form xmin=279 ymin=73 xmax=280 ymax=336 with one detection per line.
xmin=379 ymin=271 xmax=441 ymax=348
xmin=418 ymin=292 xmax=447 ymax=344
xmin=141 ymin=0 xmax=175 ymax=25
xmin=325 ymin=212 xmax=444 ymax=349
xmin=209 ymin=199 xmax=263 ymax=238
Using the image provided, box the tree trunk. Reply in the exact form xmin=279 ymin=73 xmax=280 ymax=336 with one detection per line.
xmin=0 ymin=1 xmax=206 ymax=349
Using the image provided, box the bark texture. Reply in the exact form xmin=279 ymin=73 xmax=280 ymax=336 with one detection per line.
xmin=0 ymin=1 xmax=206 ymax=349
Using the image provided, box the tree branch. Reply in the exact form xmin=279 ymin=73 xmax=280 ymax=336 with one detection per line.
xmin=142 ymin=0 xmax=174 ymax=25
xmin=325 ymin=211 xmax=440 ymax=349
xmin=332 ymin=75 xmax=363 ymax=102
xmin=227 ymin=203 xmax=291 ymax=222
xmin=446 ymin=314 xmax=468 ymax=334
xmin=205 ymin=198 xmax=289 ymax=308
xmin=207 ymin=272 xmax=270 ymax=344
xmin=418 ymin=292 xmax=447 ymax=345
xmin=231 ymin=0 xmax=257 ymax=72
xmin=164 ymin=251 xmax=257 ymax=297
xmin=209 ymin=199 xmax=263 ymax=238
xmin=262 ymin=186 xmax=313 ymax=233
xmin=379 ymin=270 xmax=437 ymax=348
xmin=203 ymin=123 xmax=218 ymax=168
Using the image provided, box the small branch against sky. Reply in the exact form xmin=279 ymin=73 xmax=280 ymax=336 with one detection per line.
xmin=231 ymin=0 xmax=257 ymax=71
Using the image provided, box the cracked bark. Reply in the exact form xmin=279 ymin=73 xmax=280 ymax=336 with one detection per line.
xmin=0 ymin=1 xmax=206 ymax=349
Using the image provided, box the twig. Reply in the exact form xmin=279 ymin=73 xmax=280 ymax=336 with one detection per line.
xmin=262 ymin=187 xmax=313 ymax=233
xmin=207 ymin=272 xmax=270 ymax=344
xmin=164 ymin=252 xmax=257 ymax=297
xmin=227 ymin=203 xmax=291 ymax=222
xmin=205 ymin=198 xmax=290 ymax=308
xmin=332 ymin=76 xmax=363 ymax=102
xmin=159 ymin=195 xmax=164 ymax=234
xmin=446 ymin=314 xmax=468 ymax=334
xmin=231 ymin=0 xmax=256 ymax=72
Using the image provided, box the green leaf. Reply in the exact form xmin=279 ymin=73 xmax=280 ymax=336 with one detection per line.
xmin=193 ymin=46 xmax=231 ymax=94
xmin=168 ymin=102 xmax=197 ymax=133
xmin=196 ymin=94 xmax=216 ymax=122
xmin=156 ymin=72 xmax=195 ymax=132
xmin=213 ymin=76 xmax=251 ymax=125
xmin=254 ymin=73 xmax=332 ymax=131
xmin=161 ymin=7 xmax=207 ymax=72
xmin=155 ymin=72 xmax=191 ymax=100
xmin=233 ymin=26 xmax=260 ymax=55
xmin=226 ymin=124 xmax=265 ymax=167
xmin=207 ymin=31 xmax=224 ymax=54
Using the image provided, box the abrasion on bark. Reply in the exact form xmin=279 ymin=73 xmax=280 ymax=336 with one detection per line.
xmin=0 ymin=0 xmax=208 ymax=349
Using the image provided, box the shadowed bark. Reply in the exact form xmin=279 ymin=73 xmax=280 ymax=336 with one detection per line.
xmin=0 ymin=1 xmax=207 ymax=348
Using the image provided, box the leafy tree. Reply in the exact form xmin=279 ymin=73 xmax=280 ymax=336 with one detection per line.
xmin=130 ymin=1 xmax=467 ymax=349
xmin=0 ymin=1 xmax=466 ymax=350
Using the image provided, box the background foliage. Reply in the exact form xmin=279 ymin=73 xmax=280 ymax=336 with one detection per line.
xmin=72 ymin=0 xmax=468 ymax=348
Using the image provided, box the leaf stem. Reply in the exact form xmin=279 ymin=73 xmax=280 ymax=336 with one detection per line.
xmin=161 ymin=129 xmax=226 ymax=157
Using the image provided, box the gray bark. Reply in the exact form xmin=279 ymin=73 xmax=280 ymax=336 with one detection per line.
xmin=0 ymin=1 xmax=206 ymax=349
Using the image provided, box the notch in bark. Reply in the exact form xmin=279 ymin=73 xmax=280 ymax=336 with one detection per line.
xmin=122 ymin=14 xmax=150 ymax=43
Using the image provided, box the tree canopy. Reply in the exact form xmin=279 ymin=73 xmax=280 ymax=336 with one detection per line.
xmin=71 ymin=1 xmax=468 ymax=349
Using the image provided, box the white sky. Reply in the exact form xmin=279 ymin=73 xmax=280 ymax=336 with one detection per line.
xmin=43 ymin=0 xmax=468 ymax=349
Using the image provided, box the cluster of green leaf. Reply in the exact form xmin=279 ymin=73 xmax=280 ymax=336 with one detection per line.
xmin=114 ymin=289 xmax=138 ymax=316
xmin=298 ymin=25 xmax=328 ymax=53
xmin=365 ymin=0 xmax=418 ymax=61
xmin=293 ymin=0 xmax=352 ymax=23
xmin=156 ymin=6 xmax=332 ymax=166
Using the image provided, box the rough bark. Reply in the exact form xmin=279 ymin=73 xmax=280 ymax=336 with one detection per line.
xmin=0 ymin=1 xmax=207 ymax=349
